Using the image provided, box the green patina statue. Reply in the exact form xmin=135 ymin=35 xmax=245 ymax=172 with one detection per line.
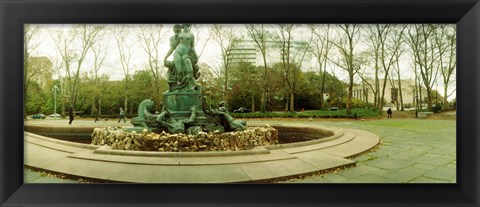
xmin=131 ymin=99 xmax=158 ymax=128
xmin=156 ymin=105 xmax=197 ymax=134
xmin=164 ymin=24 xmax=201 ymax=92
xmin=129 ymin=24 xmax=246 ymax=135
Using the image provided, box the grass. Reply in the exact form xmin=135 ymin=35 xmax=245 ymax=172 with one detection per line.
xmin=231 ymin=108 xmax=382 ymax=119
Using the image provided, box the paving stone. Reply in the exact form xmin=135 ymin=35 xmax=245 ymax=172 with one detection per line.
xmin=410 ymin=176 xmax=449 ymax=183
xmin=28 ymin=176 xmax=79 ymax=183
xmin=24 ymin=169 xmax=42 ymax=182
xmin=423 ymin=166 xmax=456 ymax=181
xmin=410 ymin=153 xmax=455 ymax=167
xmin=320 ymin=173 xmax=349 ymax=182
xmin=293 ymin=151 xmax=355 ymax=170
xmin=387 ymin=150 xmax=425 ymax=160
xmin=444 ymin=163 xmax=457 ymax=169
xmin=363 ymin=158 xmax=416 ymax=170
xmin=341 ymin=174 xmax=397 ymax=183
xmin=298 ymin=177 xmax=333 ymax=183
xmin=364 ymin=150 xmax=395 ymax=158
xmin=385 ymin=167 xmax=429 ymax=182
xmin=413 ymin=163 xmax=437 ymax=170
xmin=368 ymin=168 xmax=393 ymax=177
xmin=353 ymin=155 xmax=374 ymax=162
xmin=240 ymin=159 xmax=318 ymax=181
xmin=335 ymin=164 xmax=381 ymax=178
xmin=428 ymin=146 xmax=456 ymax=155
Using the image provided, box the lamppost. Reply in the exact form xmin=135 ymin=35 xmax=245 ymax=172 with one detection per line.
xmin=53 ymin=85 xmax=58 ymax=118
xmin=415 ymin=95 xmax=418 ymax=118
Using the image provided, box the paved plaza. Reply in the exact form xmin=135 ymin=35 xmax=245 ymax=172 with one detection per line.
xmin=24 ymin=115 xmax=456 ymax=183
xmin=283 ymin=118 xmax=456 ymax=183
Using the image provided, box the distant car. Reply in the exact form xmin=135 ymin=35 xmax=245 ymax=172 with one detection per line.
xmin=48 ymin=113 xmax=61 ymax=118
xmin=31 ymin=113 xmax=46 ymax=119
xmin=233 ymin=107 xmax=251 ymax=113
xmin=329 ymin=107 xmax=339 ymax=111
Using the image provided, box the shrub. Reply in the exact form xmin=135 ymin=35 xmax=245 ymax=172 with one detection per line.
xmin=432 ymin=102 xmax=443 ymax=113
xmin=231 ymin=108 xmax=381 ymax=119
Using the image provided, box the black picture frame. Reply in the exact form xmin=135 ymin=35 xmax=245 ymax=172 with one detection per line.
xmin=1 ymin=0 xmax=479 ymax=206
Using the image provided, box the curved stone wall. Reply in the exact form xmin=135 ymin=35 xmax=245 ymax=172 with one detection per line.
xmin=91 ymin=126 xmax=279 ymax=152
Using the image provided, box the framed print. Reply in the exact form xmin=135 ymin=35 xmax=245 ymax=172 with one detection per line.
xmin=1 ymin=0 xmax=479 ymax=206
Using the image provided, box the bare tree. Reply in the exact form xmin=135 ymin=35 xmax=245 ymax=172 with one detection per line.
xmin=138 ymin=24 xmax=165 ymax=109
xmin=272 ymin=24 xmax=312 ymax=112
xmin=434 ymin=25 xmax=456 ymax=110
xmin=246 ymin=24 xmax=270 ymax=112
xmin=211 ymin=24 xmax=241 ymax=104
xmin=407 ymin=24 xmax=440 ymax=111
xmin=90 ymin=28 xmax=109 ymax=116
xmin=331 ymin=24 xmax=362 ymax=114
xmin=378 ymin=25 xmax=405 ymax=111
xmin=192 ymin=25 xmax=212 ymax=60
xmin=309 ymin=24 xmax=333 ymax=109
xmin=390 ymin=26 xmax=408 ymax=111
xmin=113 ymin=25 xmax=134 ymax=114
xmin=51 ymin=24 xmax=103 ymax=115
xmin=24 ymin=24 xmax=44 ymax=118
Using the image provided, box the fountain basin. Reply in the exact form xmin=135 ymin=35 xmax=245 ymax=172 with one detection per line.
xmin=24 ymin=122 xmax=380 ymax=183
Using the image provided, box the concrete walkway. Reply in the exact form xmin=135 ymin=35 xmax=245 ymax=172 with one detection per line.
xmin=24 ymin=119 xmax=379 ymax=183
xmin=279 ymin=119 xmax=456 ymax=183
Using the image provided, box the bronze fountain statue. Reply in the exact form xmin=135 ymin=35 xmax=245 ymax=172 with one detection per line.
xmin=130 ymin=24 xmax=246 ymax=135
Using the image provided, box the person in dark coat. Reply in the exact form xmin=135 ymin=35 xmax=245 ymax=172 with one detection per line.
xmin=68 ymin=105 xmax=74 ymax=125
xmin=93 ymin=107 xmax=100 ymax=122
xmin=387 ymin=108 xmax=393 ymax=118
xmin=118 ymin=107 xmax=126 ymax=123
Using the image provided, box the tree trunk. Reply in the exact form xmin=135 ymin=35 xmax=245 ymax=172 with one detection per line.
xmin=443 ymin=85 xmax=449 ymax=111
xmin=23 ymin=87 xmax=28 ymax=118
xmin=289 ymin=92 xmax=295 ymax=112
xmin=426 ymin=87 xmax=433 ymax=111
xmin=61 ymin=98 xmax=66 ymax=118
xmin=260 ymin=93 xmax=265 ymax=112
xmin=98 ymin=98 xmax=102 ymax=116
xmin=419 ymin=82 xmax=423 ymax=109
xmin=397 ymin=76 xmax=404 ymax=111
xmin=261 ymin=59 xmax=268 ymax=112
xmin=91 ymin=97 xmax=96 ymax=115
xmin=319 ymin=66 xmax=327 ymax=109
xmin=374 ymin=72 xmax=380 ymax=110
xmin=251 ymin=93 xmax=255 ymax=112
xmin=346 ymin=75 xmax=353 ymax=114
xmin=124 ymin=97 xmax=128 ymax=117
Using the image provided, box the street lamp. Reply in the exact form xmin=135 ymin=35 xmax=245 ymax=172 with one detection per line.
xmin=415 ymin=95 xmax=418 ymax=118
xmin=53 ymin=85 xmax=58 ymax=118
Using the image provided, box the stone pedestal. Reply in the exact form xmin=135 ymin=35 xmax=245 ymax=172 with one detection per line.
xmin=163 ymin=91 xmax=207 ymax=125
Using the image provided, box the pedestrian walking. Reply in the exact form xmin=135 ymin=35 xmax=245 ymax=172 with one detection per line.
xmin=118 ymin=107 xmax=126 ymax=123
xmin=68 ymin=105 xmax=74 ymax=125
xmin=93 ymin=107 xmax=100 ymax=122
xmin=387 ymin=108 xmax=393 ymax=118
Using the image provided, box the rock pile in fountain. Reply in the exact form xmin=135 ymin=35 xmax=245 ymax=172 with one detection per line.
xmin=91 ymin=126 xmax=278 ymax=152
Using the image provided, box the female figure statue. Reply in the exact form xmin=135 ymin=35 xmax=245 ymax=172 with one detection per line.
xmin=173 ymin=24 xmax=198 ymax=92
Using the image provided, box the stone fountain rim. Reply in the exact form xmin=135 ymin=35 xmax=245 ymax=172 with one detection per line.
xmin=27 ymin=124 xmax=343 ymax=157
